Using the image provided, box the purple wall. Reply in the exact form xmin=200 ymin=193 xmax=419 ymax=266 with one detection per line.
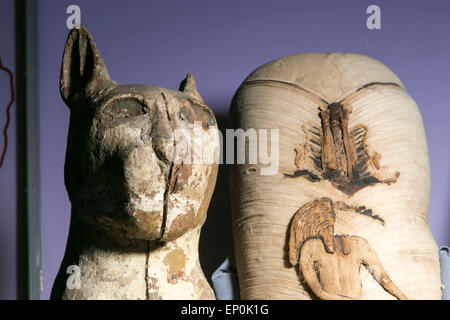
xmin=0 ymin=0 xmax=16 ymax=300
xmin=39 ymin=0 xmax=450 ymax=299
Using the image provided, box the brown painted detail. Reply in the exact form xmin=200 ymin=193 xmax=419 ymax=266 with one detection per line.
xmin=286 ymin=103 xmax=400 ymax=196
xmin=179 ymin=99 xmax=216 ymax=130
xmin=372 ymin=152 xmax=381 ymax=170
xmin=354 ymin=81 xmax=402 ymax=93
xmin=133 ymin=209 xmax=163 ymax=240
xmin=238 ymin=79 xmax=404 ymax=109
xmin=288 ymin=198 xmax=407 ymax=300
xmin=160 ymin=159 xmax=195 ymax=241
xmin=193 ymin=164 xmax=218 ymax=228
xmin=167 ymin=206 xmax=196 ymax=240
xmin=288 ymin=198 xmax=337 ymax=265
xmin=159 ymin=139 xmax=176 ymax=241
xmin=157 ymin=94 xmax=215 ymax=241
xmin=147 ymin=276 xmax=163 ymax=300
xmin=288 ymin=197 xmax=383 ymax=265
xmin=334 ymin=201 xmax=384 ymax=225
xmin=163 ymin=248 xmax=187 ymax=284
xmin=239 ymin=79 xmax=329 ymax=106
xmin=294 ymin=145 xmax=303 ymax=169
xmin=145 ymin=241 xmax=150 ymax=300
xmin=169 ymin=163 xmax=193 ymax=194
xmin=145 ymin=241 xmax=162 ymax=300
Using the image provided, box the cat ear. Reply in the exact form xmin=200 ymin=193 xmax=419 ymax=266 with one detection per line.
xmin=178 ymin=73 xmax=204 ymax=103
xmin=60 ymin=25 xmax=116 ymax=107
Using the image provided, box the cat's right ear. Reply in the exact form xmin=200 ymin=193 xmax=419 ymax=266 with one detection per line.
xmin=60 ymin=26 xmax=116 ymax=107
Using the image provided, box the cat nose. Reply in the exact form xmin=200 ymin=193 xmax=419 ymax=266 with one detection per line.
xmin=151 ymin=107 xmax=175 ymax=165
xmin=152 ymin=132 xmax=174 ymax=166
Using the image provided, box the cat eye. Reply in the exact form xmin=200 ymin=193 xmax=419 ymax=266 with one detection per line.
xmin=179 ymin=103 xmax=216 ymax=128
xmin=103 ymin=97 xmax=148 ymax=117
xmin=179 ymin=106 xmax=193 ymax=123
xmin=179 ymin=109 xmax=189 ymax=122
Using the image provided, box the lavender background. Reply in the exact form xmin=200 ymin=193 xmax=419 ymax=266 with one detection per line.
xmin=0 ymin=0 xmax=16 ymax=300
xmin=0 ymin=0 xmax=448 ymax=299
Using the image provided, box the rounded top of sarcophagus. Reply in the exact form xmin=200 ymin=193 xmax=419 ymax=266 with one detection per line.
xmin=242 ymin=53 xmax=404 ymax=103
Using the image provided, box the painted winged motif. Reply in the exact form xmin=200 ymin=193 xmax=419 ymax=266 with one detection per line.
xmin=286 ymin=103 xmax=399 ymax=196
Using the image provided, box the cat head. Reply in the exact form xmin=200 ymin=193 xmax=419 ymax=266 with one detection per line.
xmin=61 ymin=26 xmax=219 ymax=241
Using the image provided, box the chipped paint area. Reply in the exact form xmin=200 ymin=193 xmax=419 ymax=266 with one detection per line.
xmin=201 ymin=126 xmax=221 ymax=165
xmin=145 ymin=227 xmax=215 ymax=300
xmin=125 ymin=143 xmax=166 ymax=240
xmin=163 ymin=248 xmax=187 ymax=284
xmin=162 ymin=121 xmax=220 ymax=241
xmin=64 ymin=242 xmax=148 ymax=300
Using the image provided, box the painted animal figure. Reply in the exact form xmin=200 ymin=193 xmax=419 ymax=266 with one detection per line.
xmin=289 ymin=198 xmax=407 ymax=300
xmin=51 ymin=26 xmax=220 ymax=300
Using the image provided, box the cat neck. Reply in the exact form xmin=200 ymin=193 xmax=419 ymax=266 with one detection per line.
xmin=54 ymin=213 xmax=214 ymax=300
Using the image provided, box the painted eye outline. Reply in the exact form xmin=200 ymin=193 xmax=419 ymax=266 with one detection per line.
xmin=179 ymin=109 xmax=190 ymax=123
xmin=179 ymin=101 xmax=216 ymax=128
xmin=102 ymin=95 xmax=150 ymax=118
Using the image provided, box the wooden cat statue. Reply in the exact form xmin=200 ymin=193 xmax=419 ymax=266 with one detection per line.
xmin=51 ymin=26 xmax=220 ymax=300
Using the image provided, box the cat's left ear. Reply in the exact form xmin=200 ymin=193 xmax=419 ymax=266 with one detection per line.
xmin=178 ymin=73 xmax=204 ymax=103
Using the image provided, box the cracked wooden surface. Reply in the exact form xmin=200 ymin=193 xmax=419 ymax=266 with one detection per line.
xmin=51 ymin=26 xmax=219 ymax=300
